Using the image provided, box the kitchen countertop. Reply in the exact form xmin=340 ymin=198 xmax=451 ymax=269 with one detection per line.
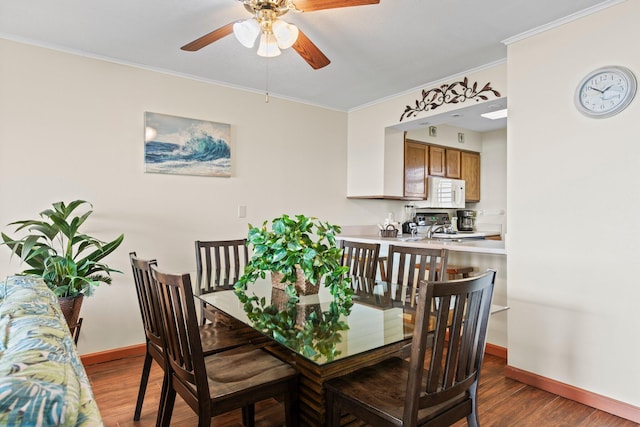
xmin=338 ymin=233 xmax=506 ymax=255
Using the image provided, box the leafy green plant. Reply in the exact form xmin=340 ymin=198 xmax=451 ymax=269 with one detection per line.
xmin=235 ymin=214 xmax=353 ymax=308
xmin=1 ymin=200 xmax=124 ymax=297
xmin=230 ymin=214 xmax=356 ymax=361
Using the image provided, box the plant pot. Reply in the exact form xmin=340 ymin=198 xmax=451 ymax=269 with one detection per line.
xmin=58 ymin=294 xmax=84 ymax=332
xmin=271 ymin=267 xmax=319 ymax=296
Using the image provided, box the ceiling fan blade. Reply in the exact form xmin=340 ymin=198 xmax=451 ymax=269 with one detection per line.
xmin=181 ymin=22 xmax=235 ymax=51
xmin=293 ymin=0 xmax=380 ymax=12
xmin=292 ymin=30 xmax=331 ymax=70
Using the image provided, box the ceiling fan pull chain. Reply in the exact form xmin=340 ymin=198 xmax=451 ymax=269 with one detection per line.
xmin=265 ymin=54 xmax=270 ymax=103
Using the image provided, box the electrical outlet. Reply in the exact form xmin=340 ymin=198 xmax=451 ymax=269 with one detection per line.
xmin=238 ymin=205 xmax=246 ymax=218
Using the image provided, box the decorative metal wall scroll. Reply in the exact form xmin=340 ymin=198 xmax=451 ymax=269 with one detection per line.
xmin=399 ymin=77 xmax=501 ymax=122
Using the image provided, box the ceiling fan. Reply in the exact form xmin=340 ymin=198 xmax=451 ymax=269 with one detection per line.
xmin=181 ymin=0 xmax=380 ymax=70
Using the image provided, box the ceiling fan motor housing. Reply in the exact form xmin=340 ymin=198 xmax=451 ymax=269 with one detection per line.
xmin=242 ymin=0 xmax=295 ymax=17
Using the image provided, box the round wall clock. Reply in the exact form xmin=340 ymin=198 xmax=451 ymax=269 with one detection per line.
xmin=575 ymin=66 xmax=637 ymax=118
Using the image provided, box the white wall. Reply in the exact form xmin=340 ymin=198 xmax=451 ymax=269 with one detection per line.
xmin=0 ymin=39 xmax=402 ymax=354
xmin=474 ymin=129 xmax=507 ymax=236
xmin=507 ymin=0 xmax=640 ymax=407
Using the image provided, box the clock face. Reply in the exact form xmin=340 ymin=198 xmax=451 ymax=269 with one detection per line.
xmin=575 ymin=66 xmax=637 ymax=118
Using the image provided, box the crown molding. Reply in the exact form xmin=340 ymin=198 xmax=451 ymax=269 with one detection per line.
xmin=502 ymin=0 xmax=626 ymax=45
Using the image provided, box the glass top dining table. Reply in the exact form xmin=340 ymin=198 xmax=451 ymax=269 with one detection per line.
xmin=196 ymin=276 xmax=416 ymax=366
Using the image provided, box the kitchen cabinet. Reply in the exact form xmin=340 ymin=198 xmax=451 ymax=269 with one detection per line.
xmin=405 ymin=141 xmax=482 ymax=202
xmin=428 ymin=146 xmax=446 ymax=176
xmin=461 ymin=151 xmax=481 ymax=202
xmin=404 ymin=140 xmax=428 ymax=198
xmin=446 ymin=149 xmax=461 ymax=178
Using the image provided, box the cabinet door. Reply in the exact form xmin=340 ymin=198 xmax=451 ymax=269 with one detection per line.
xmin=404 ymin=141 xmax=428 ymax=198
xmin=429 ymin=146 xmax=446 ymax=176
xmin=446 ymin=149 xmax=461 ymax=178
xmin=461 ymin=151 xmax=481 ymax=202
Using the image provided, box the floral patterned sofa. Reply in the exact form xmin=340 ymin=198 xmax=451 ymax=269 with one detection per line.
xmin=0 ymin=275 xmax=103 ymax=426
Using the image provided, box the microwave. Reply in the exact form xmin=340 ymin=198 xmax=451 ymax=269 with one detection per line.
xmin=416 ymin=177 xmax=466 ymax=209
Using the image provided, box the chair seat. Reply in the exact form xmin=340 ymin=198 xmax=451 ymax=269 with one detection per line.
xmin=325 ymin=357 xmax=468 ymax=426
xmin=203 ymin=346 xmax=298 ymax=400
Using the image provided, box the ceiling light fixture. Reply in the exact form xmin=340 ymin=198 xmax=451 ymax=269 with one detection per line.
xmin=233 ymin=19 xmax=260 ymax=48
xmin=257 ymin=33 xmax=281 ymax=57
xmin=230 ymin=2 xmax=303 ymax=103
xmin=232 ymin=7 xmax=299 ymax=57
xmin=481 ymin=108 xmax=508 ymax=120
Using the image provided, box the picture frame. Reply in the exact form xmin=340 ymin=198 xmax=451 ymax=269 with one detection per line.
xmin=144 ymin=112 xmax=231 ymax=177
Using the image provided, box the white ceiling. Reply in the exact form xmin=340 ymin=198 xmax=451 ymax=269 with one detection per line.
xmin=0 ymin=0 xmax=614 ymax=130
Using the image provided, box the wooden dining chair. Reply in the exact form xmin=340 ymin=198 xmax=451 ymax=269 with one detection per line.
xmin=130 ymin=252 xmax=251 ymax=423
xmin=150 ymin=264 xmax=299 ymax=427
xmin=325 ymin=270 xmax=496 ymax=427
xmin=385 ymin=245 xmax=449 ymax=308
xmin=195 ymin=239 xmax=249 ymax=325
xmin=339 ymin=239 xmax=381 ymax=280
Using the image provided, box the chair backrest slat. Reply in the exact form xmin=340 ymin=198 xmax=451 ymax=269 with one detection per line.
xmin=195 ymin=239 xmax=249 ymax=293
xmin=339 ymin=240 xmax=381 ymax=280
xmin=386 ymin=245 xmax=449 ymax=307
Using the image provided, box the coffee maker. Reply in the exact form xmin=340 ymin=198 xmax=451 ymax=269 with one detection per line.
xmin=456 ymin=210 xmax=477 ymax=232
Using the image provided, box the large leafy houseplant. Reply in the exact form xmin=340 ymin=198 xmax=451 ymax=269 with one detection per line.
xmin=234 ymin=214 xmax=353 ymax=361
xmin=1 ymin=200 xmax=124 ymax=298
xmin=235 ymin=214 xmax=352 ymax=304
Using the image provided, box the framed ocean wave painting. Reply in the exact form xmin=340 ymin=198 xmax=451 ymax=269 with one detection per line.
xmin=144 ymin=112 xmax=231 ymax=177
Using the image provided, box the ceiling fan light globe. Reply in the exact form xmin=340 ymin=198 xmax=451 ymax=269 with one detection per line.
xmin=257 ymin=33 xmax=281 ymax=57
xmin=272 ymin=19 xmax=299 ymax=49
xmin=233 ymin=19 xmax=260 ymax=48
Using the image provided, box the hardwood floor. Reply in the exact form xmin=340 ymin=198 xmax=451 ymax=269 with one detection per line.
xmin=85 ymin=353 xmax=638 ymax=426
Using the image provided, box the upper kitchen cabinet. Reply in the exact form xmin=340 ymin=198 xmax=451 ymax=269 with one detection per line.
xmin=404 ymin=140 xmax=428 ymax=198
xmin=461 ymin=151 xmax=481 ymax=202
xmin=404 ymin=140 xmax=481 ymax=202
xmin=429 ymin=146 xmax=467 ymax=182
xmin=445 ymin=149 xmax=461 ymax=178
xmin=428 ymin=146 xmax=446 ymax=176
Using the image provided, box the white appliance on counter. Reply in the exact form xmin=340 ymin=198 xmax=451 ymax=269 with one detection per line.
xmin=417 ymin=177 xmax=465 ymax=209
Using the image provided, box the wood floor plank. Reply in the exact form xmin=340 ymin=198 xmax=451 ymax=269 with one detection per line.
xmin=84 ymin=353 xmax=638 ymax=427
xmin=525 ymin=396 xmax=597 ymax=426
xmin=478 ymin=386 xmax=559 ymax=425
xmin=579 ymin=410 xmax=639 ymax=427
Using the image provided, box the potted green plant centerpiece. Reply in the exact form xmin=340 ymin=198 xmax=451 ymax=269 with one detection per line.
xmin=235 ymin=213 xmax=352 ymax=300
xmin=234 ymin=214 xmax=353 ymax=361
xmin=1 ymin=200 xmax=124 ymax=333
